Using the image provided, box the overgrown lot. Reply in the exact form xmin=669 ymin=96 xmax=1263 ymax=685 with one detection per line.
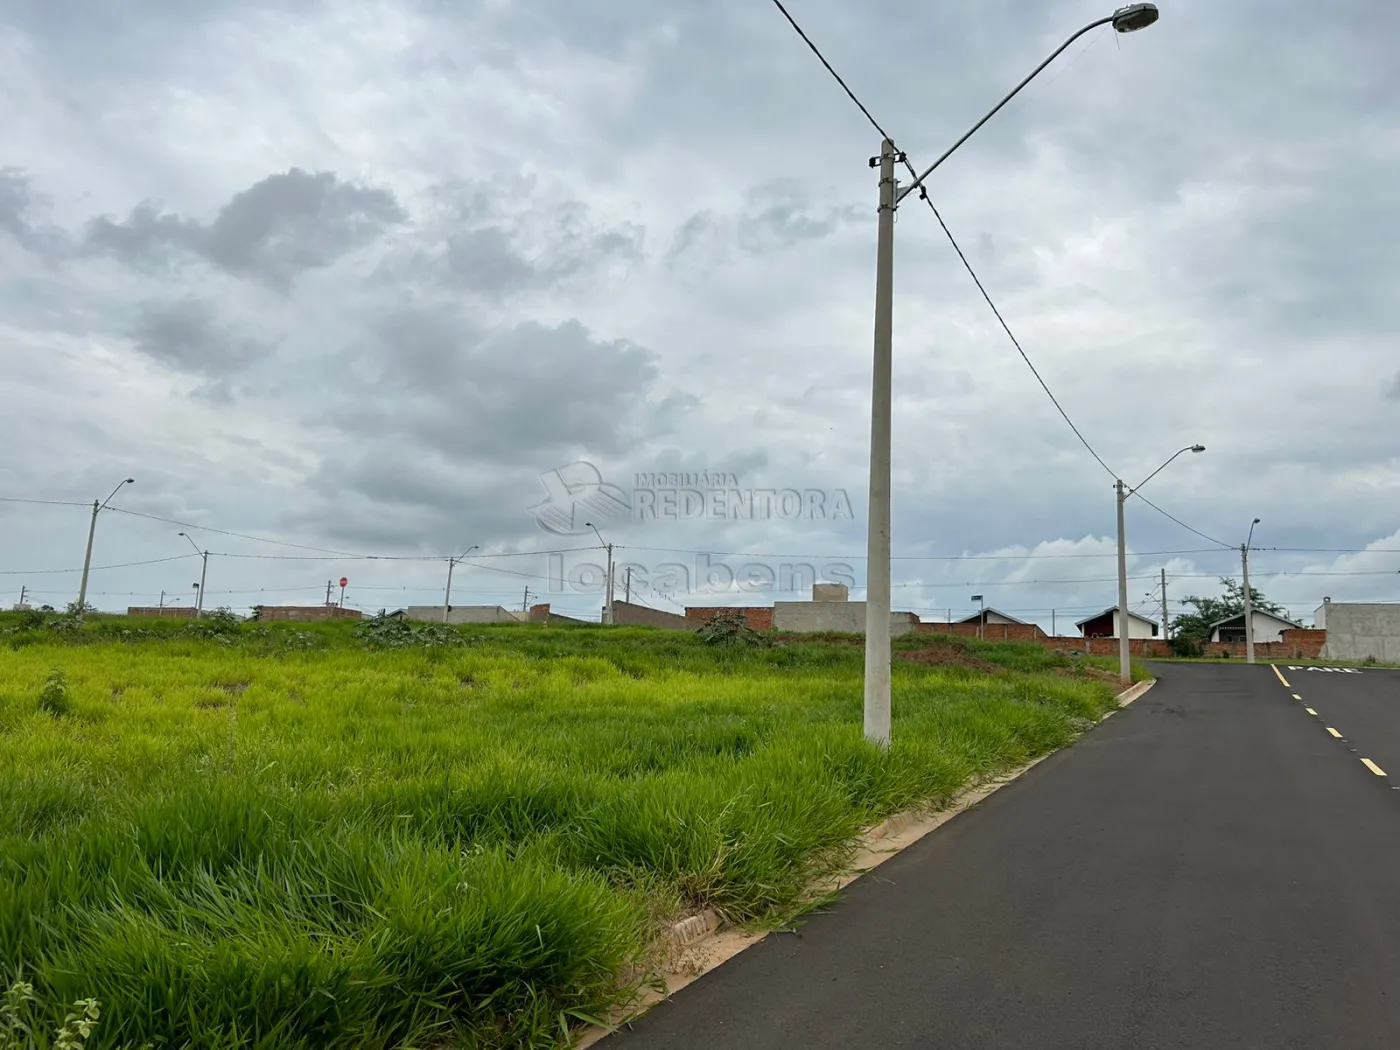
xmin=0 ymin=614 xmax=1124 ymax=1048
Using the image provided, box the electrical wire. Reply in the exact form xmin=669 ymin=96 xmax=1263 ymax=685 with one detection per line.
xmin=768 ymin=0 xmax=891 ymax=140
xmin=0 ymin=554 xmax=198 ymax=576
xmin=0 ymin=497 xmax=91 ymax=508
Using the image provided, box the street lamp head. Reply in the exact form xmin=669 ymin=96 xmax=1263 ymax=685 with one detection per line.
xmin=1253 ymin=517 xmax=1261 ymax=525
xmin=124 ymin=478 xmax=135 ymax=484
xmin=1111 ymin=3 xmax=1159 ymax=32
xmin=1190 ymin=445 xmax=1206 ymax=453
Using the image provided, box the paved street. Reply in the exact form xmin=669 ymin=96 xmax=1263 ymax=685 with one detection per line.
xmin=610 ymin=663 xmax=1400 ymax=1049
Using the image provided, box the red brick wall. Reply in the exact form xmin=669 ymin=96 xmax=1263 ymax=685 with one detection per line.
xmin=685 ymin=606 xmax=775 ymax=632
xmin=1043 ymin=628 xmax=1326 ymax=661
xmin=914 ymin=621 xmax=1049 ymax=642
xmin=126 ymin=607 xmax=198 ymax=620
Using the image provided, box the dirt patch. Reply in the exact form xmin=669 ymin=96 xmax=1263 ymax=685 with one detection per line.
xmin=1050 ymin=665 xmax=1121 ymax=686
xmin=894 ymin=642 xmax=1001 ymax=673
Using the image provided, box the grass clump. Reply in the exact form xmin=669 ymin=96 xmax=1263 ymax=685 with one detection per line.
xmin=0 ymin=618 xmax=1121 ymax=1048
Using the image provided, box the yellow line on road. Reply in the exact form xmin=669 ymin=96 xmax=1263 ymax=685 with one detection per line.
xmin=1272 ymin=665 xmax=1292 ymax=687
xmin=1293 ymin=694 xmax=1302 ymax=700
xmin=1306 ymin=708 xmax=1318 ymax=716
xmin=1362 ymin=759 xmax=1387 ymax=777
xmin=1327 ymin=727 xmax=1343 ymax=738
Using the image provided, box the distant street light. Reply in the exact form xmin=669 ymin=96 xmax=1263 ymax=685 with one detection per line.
xmin=76 ymin=477 xmax=135 ymax=612
xmin=178 ymin=532 xmax=209 ymax=617
xmin=587 ymin=523 xmax=615 ymax=624
xmin=442 ymin=545 xmax=479 ymax=624
xmin=1116 ymin=446 xmax=1205 ymax=684
xmin=1243 ymin=518 xmax=1261 ymax=663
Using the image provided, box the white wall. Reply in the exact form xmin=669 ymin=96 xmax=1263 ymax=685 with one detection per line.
xmin=1211 ymin=611 xmax=1295 ymax=643
xmin=773 ymin=601 xmax=916 ymax=636
xmin=1115 ymin=612 xmax=1158 ymax=639
xmin=404 ymin=605 xmax=525 ymax=624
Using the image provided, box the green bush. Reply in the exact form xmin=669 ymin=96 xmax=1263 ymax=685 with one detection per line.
xmin=696 ymin=610 xmax=768 ymax=649
xmin=1168 ymin=635 xmax=1205 ymax=658
xmin=36 ymin=670 xmax=70 ymax=718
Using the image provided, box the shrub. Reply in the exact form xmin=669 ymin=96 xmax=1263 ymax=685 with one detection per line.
xmin=38 ymin=670 xmax=71 ymax=717
xmin=185 ymin=607 xmax=241 ymax=638
xmin=1168 ymin=635 xmax=1204 ymax=658
xmin=696 ymin=610 xmax=768 ymax=649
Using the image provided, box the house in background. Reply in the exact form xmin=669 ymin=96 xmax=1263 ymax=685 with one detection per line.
xmin=1076 ymin=607 xmax=1159 ymax=639
xmin=958 ymin=607 xmax=1027 ymax=627
xmin=1209 ymin=609 xmax=1301 ymax=643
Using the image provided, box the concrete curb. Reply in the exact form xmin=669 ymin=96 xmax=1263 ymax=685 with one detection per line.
xmin=574 ymin=678 xmax=1156 ymax=1046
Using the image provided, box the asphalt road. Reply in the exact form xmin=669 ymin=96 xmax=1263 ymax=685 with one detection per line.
xmin=1274 ymin=661 xmax=1400 ymax=784
xmin=609 ymin=663 xmax=1400 ymax=1049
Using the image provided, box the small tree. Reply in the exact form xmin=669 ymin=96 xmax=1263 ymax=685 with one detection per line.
xmin=696 ymin=610 xmax=767 ymax=649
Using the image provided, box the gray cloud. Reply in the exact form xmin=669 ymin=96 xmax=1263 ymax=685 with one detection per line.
xmin=84 ymin=169 xmax=407 ymax=288
xmin=329 ymin=307 xmax=683 ymax=470
xmin=667 ymin=180 xmax=862 ymax=269
xmin=1386 ymin=372 xmax=1400 ymax=401
xmin=0 ymin=168 xmax=70 ymax=258
xmin=130 ymin=298 xmax=274 ymax=380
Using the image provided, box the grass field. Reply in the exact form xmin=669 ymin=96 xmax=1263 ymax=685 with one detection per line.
xmin=0 ymin=614 xmax=1126 ymax=1048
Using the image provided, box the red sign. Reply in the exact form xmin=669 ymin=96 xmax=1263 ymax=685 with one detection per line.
xmin=339 ymin=577 xmax=348 ymax=588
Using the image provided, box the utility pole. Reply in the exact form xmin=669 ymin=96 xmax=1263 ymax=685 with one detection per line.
xmin=971 ymin=594 xmax=986 ymax=641
xmin=1115 ymin=479 xmax=1131 ymax=686
xmin=325 ymin=580 xmax=333 ymax=608
xmin=179 ymin=533 xmax=208 ymax=617
xmin=76 ymin=477 xmax=134 ymax=612
xmin=18 ymin=585 xmax=27 ymax=609
xmin=1052 ymin=608 xmax=1056 ymax=638
xmin=1242 ymin=517 xmax=1260 ymax=663
xmin=586 ymin=523 xmax=614 ymax=625
xmin=522 ymin=586 xmax=531 ymax=612
xmin=442 ymin=546 xmax=479 ymax=623
xmin=1160 ymin=568 xmax=1169 ymax=641
xmin=159 ymin=590 xmax=166 ymax=611
xmin=862 ymin=137 xmax=897 ymax=749
xmin=625 ymin=567 xmax=632 ymax=604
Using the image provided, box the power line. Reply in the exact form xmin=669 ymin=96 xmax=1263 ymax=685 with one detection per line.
xmin=767 ymin=0 xmax=891 ymax=140
xmin=0 ymin=554 xmax=198 ymax=576
xmin=616 ymin=545 xmax=1229 ymax=561
xmin=0 ymin=497 xmax=91 ymax=508
xmin=1129 ymin=492 xmax=1234 ymax=549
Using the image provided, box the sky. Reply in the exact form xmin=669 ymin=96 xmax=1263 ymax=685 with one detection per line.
xmin=1 ymin=0 xmax=1397 ymax=628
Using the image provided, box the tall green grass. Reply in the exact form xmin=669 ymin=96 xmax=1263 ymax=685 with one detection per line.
xmin=0 ymin=619 xmax=1118 ymax=1048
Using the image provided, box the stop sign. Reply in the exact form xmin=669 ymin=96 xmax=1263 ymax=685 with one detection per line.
xmin=339 ymin=577 xmax=348 ymax=588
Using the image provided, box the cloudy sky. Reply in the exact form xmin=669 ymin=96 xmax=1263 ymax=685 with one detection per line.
xmin=2 ymin=0 xmax=1397 ymax=626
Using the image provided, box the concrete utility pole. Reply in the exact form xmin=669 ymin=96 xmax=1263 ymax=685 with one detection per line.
xmin=587 ymin=523 xmax=614 ymax=624
xmin=442 ymin=546 xmax=479 ymax=623
xmin=18 ymin=585 xmax=27 ymax=609
xmin=1160 ymin=568 xmax=1169 ymax=641
xmin=76 ymin=477 xmax=134 ymax=612
xmin=178 ymin=532 xmax=208 ymax=617
xmin=856 ymin=3 xmax=1162 ymax=747
xmin=971 ymin=594 xmax=986 ymax=641
xmin=325 ymin=580 xmax=333 ymax=607
xmin=1115 ymin=445 xmax=1206 ymax=685
xmin=625 ymin=567 xmax=633 ymax=604
xmin=862 ymin=137 xmax=897 ymax=748
xmin=1243 ymin=518 xmax=1260 ymax=664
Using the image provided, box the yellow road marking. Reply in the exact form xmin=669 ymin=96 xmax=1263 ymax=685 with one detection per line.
xmin=1306 ymin=708 xmax=1318 ymax=716
xmin=1327 ymin=727 xmax=1343 ymax=738
xmin=1272 ymin=665 xmax=1292 ymax=687
xmin=1293 ymin=694 xmax=1302 ymax=700
xmin=1362 ymin=759 xmax=1387 ymax=777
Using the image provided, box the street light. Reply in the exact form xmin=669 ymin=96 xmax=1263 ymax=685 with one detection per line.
xmin=863 ymin=6 xmax=1162 ymax=745
xmin=1243 ymin=517 xmax=1260 ymax=663
xmin=586 ymin=523 xmax=615 ymax=625
xmin=1115 ymin=445 xmax=1205 ymax=684
xmin=442 ymin=545 xmax=479 ymax=624
xmin=177 ymin=532 xmax=209 ymax=617
xmin=76 ymin=477 xmax=135 ymax=612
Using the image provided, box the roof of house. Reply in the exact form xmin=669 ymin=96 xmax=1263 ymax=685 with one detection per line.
xmin=1074 ymin=606 xmax=1159 ymax=628
xmin=1208 ymin=610 xmax=1303 ymax=629
xmin=956 ymin=607 xmax=1027 ymax=625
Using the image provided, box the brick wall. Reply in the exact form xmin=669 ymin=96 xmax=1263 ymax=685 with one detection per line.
xmin=255 ymin=606 xmax=362 ymax=622
xmin=528 ymin=603 xmax=589 ymax=626
xmin=1043 ymin=628 xmax=1326 ymax=661
xmin=126 ymin=607 xmax=198 ymax=620
xmin=915 ymin=621 xmax=1049 ymax=642
xmin=685 ymin=606 xmax=775 ymax=632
